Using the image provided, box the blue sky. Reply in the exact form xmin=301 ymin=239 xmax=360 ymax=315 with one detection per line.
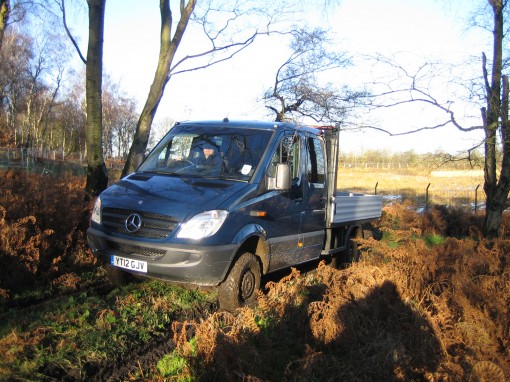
xmin=69 ymin=0 xmax=487 ymax=154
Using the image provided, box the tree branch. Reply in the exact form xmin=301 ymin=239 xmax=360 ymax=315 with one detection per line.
xmin=60 ymin=0 xmax=86 ymax=64
xmin=169 ymin=30 xmax=259 ymax=75
xmin=482 ymin=52 xmax=490 ymax=97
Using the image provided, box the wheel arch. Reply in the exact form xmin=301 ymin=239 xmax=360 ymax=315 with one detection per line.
xmin=231 ymin=224 xmax=270 ymax=275
xmin=331 ymin=223 xmax=363 ymax=251
xmin=346 ymin=224 xmax=363 ymax=244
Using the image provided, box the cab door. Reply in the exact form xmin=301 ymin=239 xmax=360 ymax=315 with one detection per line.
xmin=264 ymin=132 xmax=306 ymax=271
xmin=299 ymin=135 xmax=327 ymax=259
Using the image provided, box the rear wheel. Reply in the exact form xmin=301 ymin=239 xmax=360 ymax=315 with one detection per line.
xmin=331 ymin=233 xmax=361 ymax=269
xmin=218 ymin=252 xmax=261 ymax=313
xmin=343 ymin=237 xmax=360 ymax=263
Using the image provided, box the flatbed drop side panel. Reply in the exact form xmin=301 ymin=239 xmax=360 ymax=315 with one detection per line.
xmin=321 ymin=126 xmax=383 ymax=227
xmin=331 ymin=192 xmax=383 ymax=226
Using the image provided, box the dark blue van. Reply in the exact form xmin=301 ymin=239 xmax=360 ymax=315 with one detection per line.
xmin=87 ymin=120 xmax=382 ymax=311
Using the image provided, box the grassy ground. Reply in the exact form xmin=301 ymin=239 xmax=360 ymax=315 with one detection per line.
xmin=0 ymin=278 xmax=217 ymax=380
xmin=337 ymin=167 xmax=484 ymax=192
xmin=338 ymin=168 xmax=485 ymax=210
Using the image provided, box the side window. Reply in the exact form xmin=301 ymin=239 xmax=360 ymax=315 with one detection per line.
xmin=267 ymin=134 xmax=302 ymax=199
xmin=155 ymin=136 xmax=193 ymax=167
xmin=306 ymin=137 xmax=325 ymax=185
xmin=268 ymin=134 xmax=300 ymax=178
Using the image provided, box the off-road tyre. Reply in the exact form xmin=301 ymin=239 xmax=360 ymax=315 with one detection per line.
xmin=330 ymin=234 xmax=361 ymax=269
xmin=343 ymin=237 xmax=361 ymax=263
xmin=218 ymin=252 xmax=261 ymax=313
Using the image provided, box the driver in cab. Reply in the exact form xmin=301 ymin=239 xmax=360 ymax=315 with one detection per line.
xmin=192 ymin=142 xmax=223 ymax=174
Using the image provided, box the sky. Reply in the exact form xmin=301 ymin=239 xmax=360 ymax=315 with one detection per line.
xmin=69 ymin=0 xmax=488 ymax=155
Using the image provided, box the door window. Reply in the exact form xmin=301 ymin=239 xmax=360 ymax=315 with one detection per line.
xmin=306 ymin=137 xmax=325 ymax=186
xmin=267 ymin=134 xmax=302 ymax=198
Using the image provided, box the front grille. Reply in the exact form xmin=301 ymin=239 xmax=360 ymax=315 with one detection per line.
xmin=102 ymin=207 xmax=179 ymax=239
xmin=106 ymin=241 xmax=166 ymax=260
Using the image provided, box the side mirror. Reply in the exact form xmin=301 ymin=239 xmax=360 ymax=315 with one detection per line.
xmin=274 ymin=163 xmax=291 ymax=190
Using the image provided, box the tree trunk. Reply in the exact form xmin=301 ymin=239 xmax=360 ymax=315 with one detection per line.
xmin=0 ymin=0 xmax=9 ymax=50
xmin=84 ymin=0 xmax=108 ymax=198
xmin=485 ymin=75 xmax=510 ymax=237
xmin=481 ymin=0 xmax=508 ymax=238
xmin=121 ymin=0 xmax=196 ymax=177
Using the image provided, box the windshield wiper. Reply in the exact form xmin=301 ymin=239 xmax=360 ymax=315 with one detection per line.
xmin=142 ymin=170 xmax=185 ymax=177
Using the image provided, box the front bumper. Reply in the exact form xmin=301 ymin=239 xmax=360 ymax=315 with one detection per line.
xmin=87 ymin=227 xmax=237 ymax=286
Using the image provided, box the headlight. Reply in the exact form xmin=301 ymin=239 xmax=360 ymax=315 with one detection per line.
xmin=91 ymin=197 xmax=102 ymax=224
xmin=177 ymin=210 xmax=228 ymax=239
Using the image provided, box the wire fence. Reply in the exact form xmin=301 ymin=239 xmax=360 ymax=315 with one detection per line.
xmin=0 ymin=147 xmax=84 ymax=175
xmin=339 ymin=161 xmax=480 ymax=171
xmin=378 ymin=184 xmax=484 ymax=212
xmin=0 ymin=147 xmax=490 ymax=212
xmin=336 ymin=182 xmax=486 ymax=213
xmin=0 ymin=147 xmax=125 ymax=176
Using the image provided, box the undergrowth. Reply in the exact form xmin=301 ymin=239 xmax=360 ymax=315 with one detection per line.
xmin=0 ymin=169 xmax=95 ymax=306
xmin=154 ymin=201 xmax=510 ymax=382
xmin=1 ymin=171 xmax=509 ymax=381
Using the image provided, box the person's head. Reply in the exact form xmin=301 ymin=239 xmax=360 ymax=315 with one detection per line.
xmin=202 ymin=143 xmax=216 ymax=158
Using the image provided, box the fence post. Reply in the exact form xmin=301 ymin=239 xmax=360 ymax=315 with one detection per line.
xmin=425 ymin=183 xmax=431 ymax=212
xmin=375 ymin=181 xmax=379 ymax=195
xmin=475 ymin=184 xmax=480 ymax=212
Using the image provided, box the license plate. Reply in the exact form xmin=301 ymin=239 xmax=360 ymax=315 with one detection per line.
xmin=111 ymin=255 xmax=147 ymax=273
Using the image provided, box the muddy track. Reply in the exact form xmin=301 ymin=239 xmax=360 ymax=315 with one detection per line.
xmin=35 ymin=300 xmax=217 ymax=381
xmin=0 ymin=278 xmax=114 ymax=316
xmin=91 ymin=301 xmax=218 ymax=381
xmin=91 ymin=329 xmax=176 ymax=382
xmin=2 ymin=277 xmax=217 ymax=382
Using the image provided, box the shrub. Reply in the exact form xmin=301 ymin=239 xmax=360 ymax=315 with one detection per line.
xmin=0 ymin=170 xmax=95 ymax=305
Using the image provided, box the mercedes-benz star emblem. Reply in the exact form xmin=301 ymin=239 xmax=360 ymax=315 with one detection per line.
xmin=125 ymin=213 xmax=142 ymax=233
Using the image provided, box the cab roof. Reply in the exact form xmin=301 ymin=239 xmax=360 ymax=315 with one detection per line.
xmin=175 ymin=119 xmax=323 ymax=135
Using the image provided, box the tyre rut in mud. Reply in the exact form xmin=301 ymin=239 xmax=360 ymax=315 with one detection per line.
xmin=88 ymin=302 xmax=217 ymax=381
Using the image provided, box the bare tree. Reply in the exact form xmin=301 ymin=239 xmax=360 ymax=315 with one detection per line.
xmin=52 ymin=96 xmax=86 ymax=157
xmin=0 ymin=30 xmax=32 ymax=145
xmin=83 ymin=0 xmax=107 ymax=197
xmin=363 ymin=0 xmax=510 ymax=238
xmin=121 ymin=0 xmax=290 ymax=177
xmin=0 ymin=20 xmax=71 ymax=150
xmin=480 ymin=0 xmax=509 ymax=238
xmin=56 ymin=0 xmax=107 ymax=196
xmin=263 ymin=27 xmax=367 ymax=125
xmin=102 ymin=75 xmax=137 ymax=160
xmin=25 ymin=29 xmax=68 ymax=149
xmin=0 ymin=1 xmax=45 ymax=49
xmin=121 ymin=0 xmax=196 ymax=176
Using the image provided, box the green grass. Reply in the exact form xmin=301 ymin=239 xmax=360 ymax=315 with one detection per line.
xmin=157 ymin=351 xmax=190 ymax=379
xmin=423 ymin=234 xmax=446 ymax=246
xmin=156 ymin=337 xmax=198 ymax=380
xmin=0 ymin=278 xmax=216 ymax=381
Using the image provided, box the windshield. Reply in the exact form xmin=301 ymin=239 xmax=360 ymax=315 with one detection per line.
xmin=138 ymin=124 xmax=273 ymax=181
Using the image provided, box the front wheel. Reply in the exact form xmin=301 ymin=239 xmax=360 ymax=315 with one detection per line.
xmin=218 ymin=252 xmax=261 ymax=313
